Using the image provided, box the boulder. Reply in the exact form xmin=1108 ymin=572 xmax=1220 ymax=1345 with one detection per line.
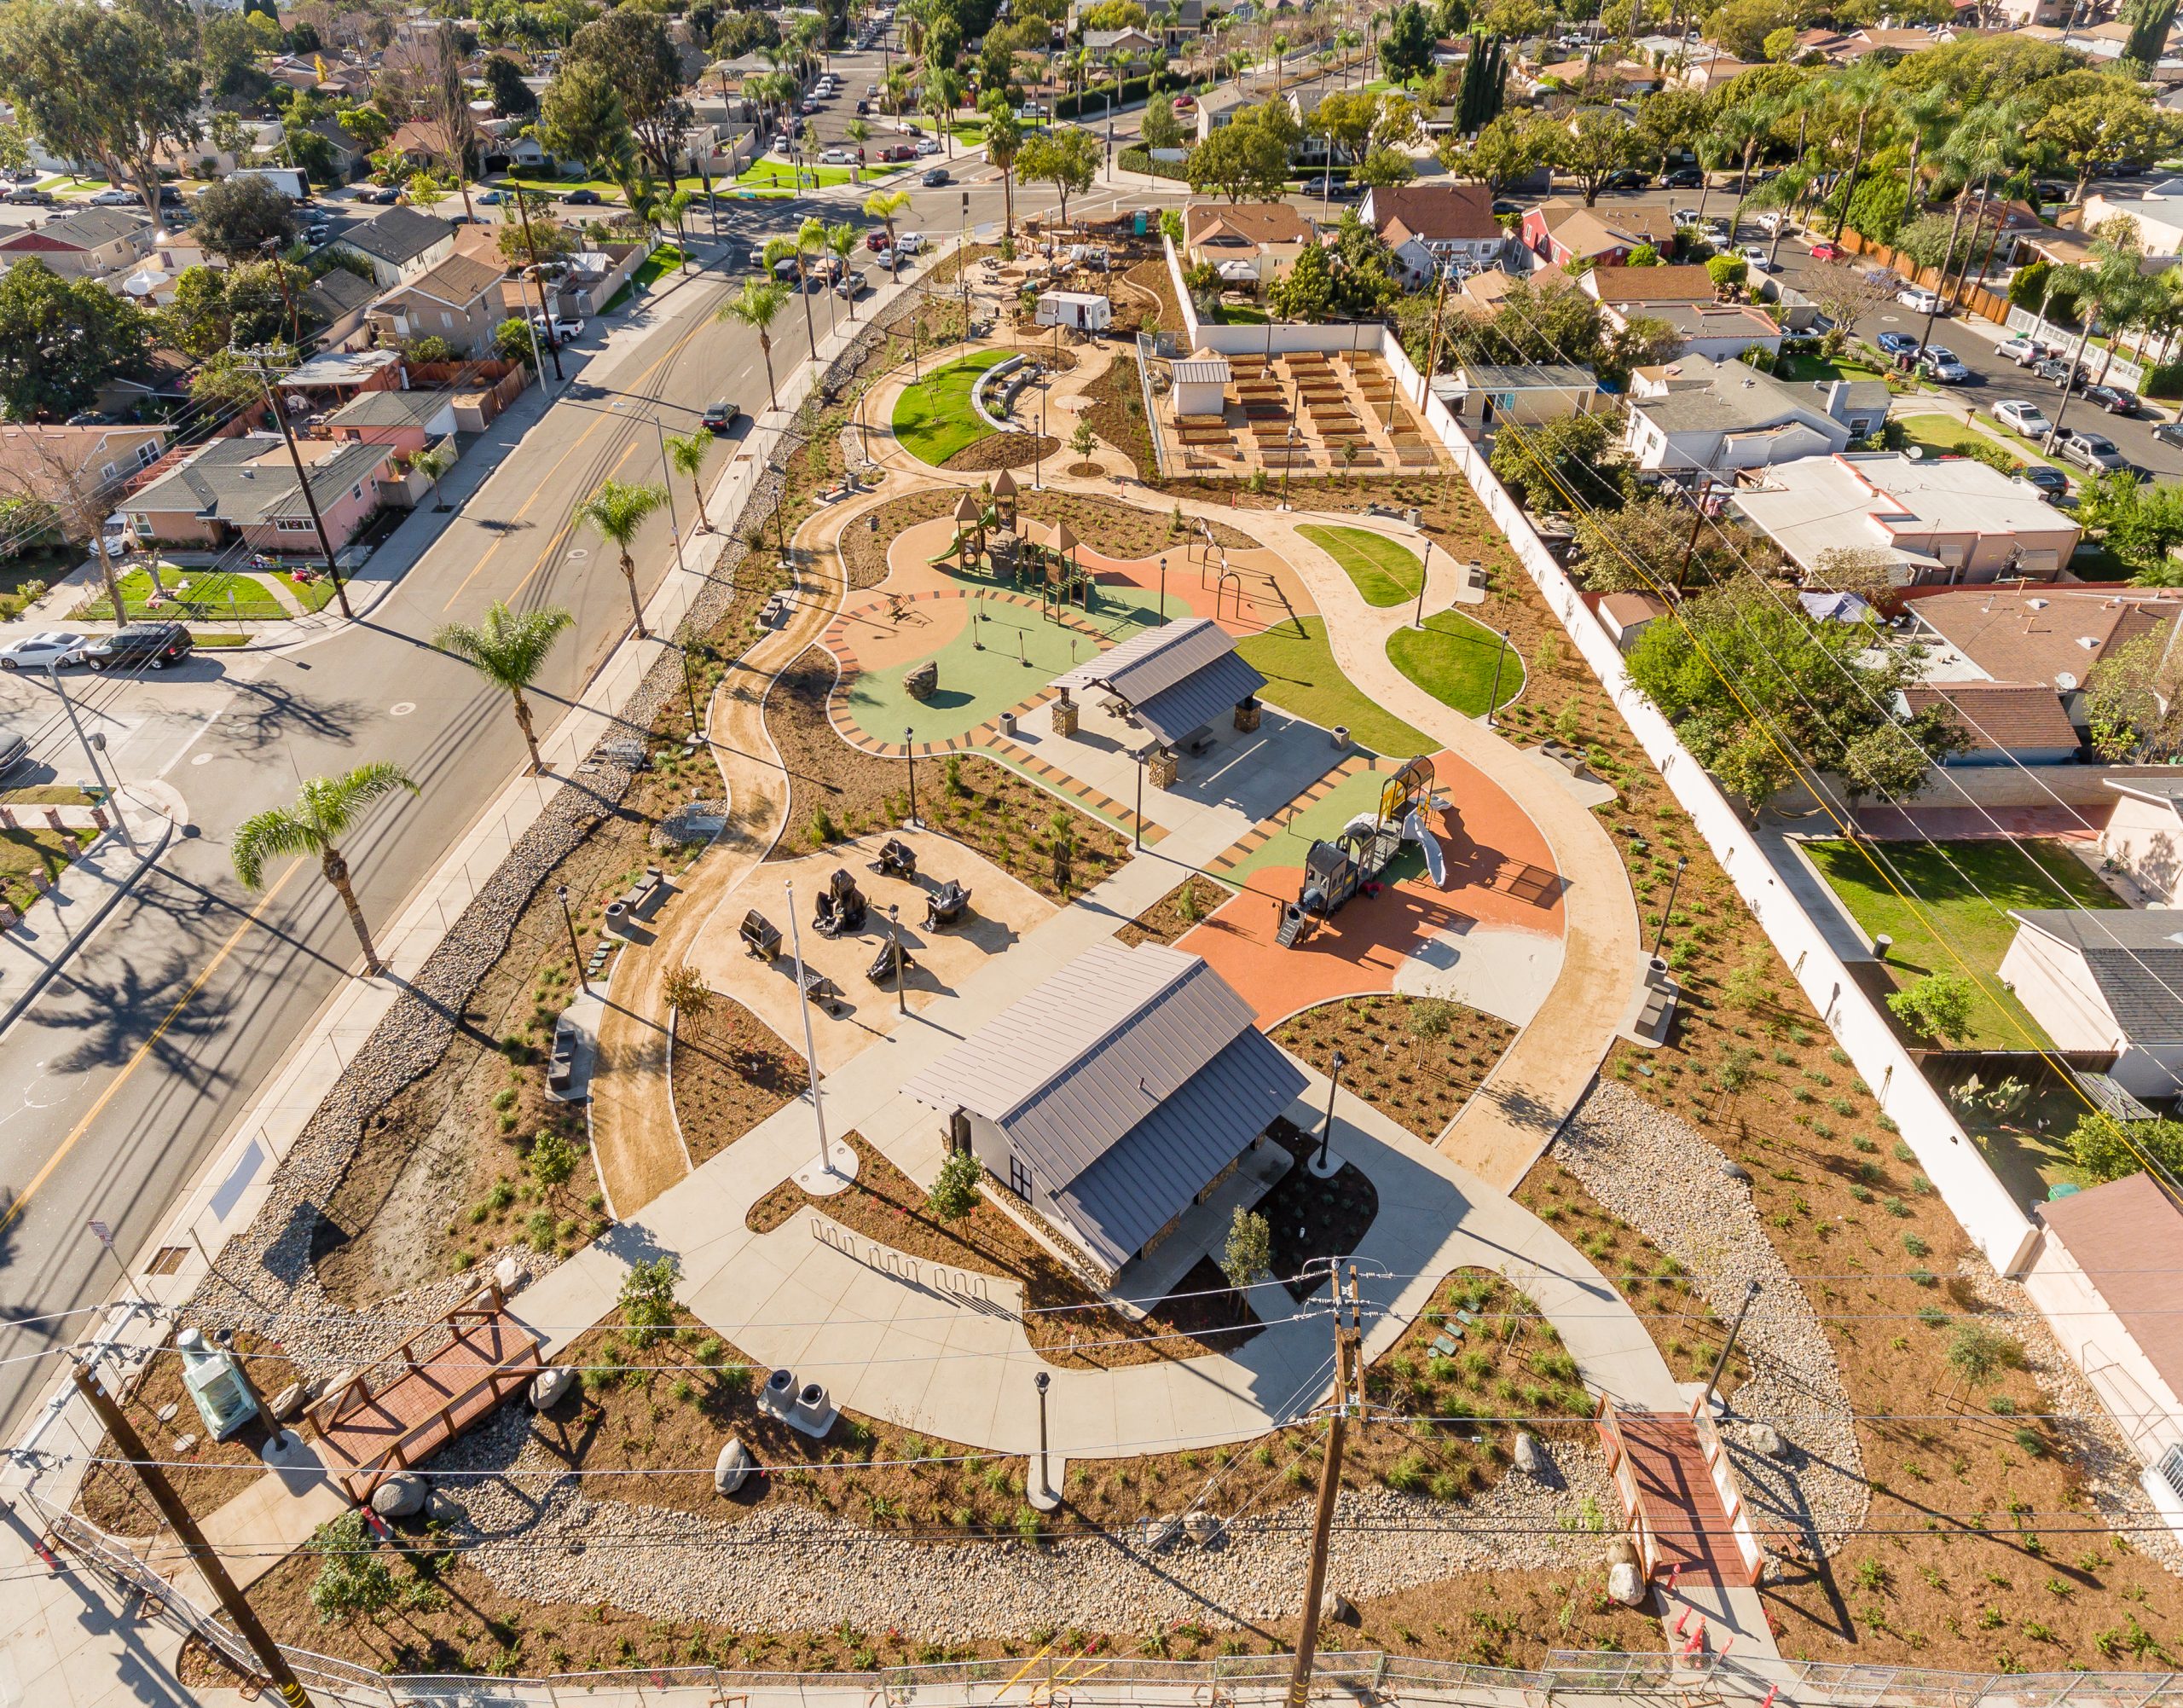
xmin=268 ymin=1381 xmax=310 ymax=1423
xmin=1746 ymin=1422 xmax=1787 ymax=1459
xmin=370 ymin=1474 xmax=427 ymax=1520
xmin=1512 ymin=1431 xmax=1548 ymax=1478
xmin=494 ymin=1254 xmax=522 ymax=1293
xmin=530 ymin=1366 xmax=577 ymax=1410
xmin=715 ymin=1437 xmax=755 ymax=1497
xmin=1719 ymin=1159 xmax=1753 ymax=1184
xmin=1607 ymin=1561 xmax=1647 ymax=1607
xmin=904 ymin=661 xmax=939 ymax=702
xmin=1606 ymin=1537 xmax=1640 ymax=1569
xmin=1321 ymin=1591 xmax=1358 ymax=1627
xmin=1181 ymin=1509 xmax=1220 ymax=1547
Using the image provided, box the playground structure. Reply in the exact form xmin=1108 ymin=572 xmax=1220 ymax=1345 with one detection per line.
xmin=938 ymin=476 xmax=1100 ymax=617
xmin=1276 ymin=755 xmax=1441 ymax=949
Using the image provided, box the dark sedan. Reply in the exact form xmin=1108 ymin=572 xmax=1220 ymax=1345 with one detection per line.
xmin=2082 ymin=385 xmax=2140 ymax=416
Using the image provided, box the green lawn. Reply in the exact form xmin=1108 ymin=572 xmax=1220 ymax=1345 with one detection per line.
xmin=632 ymin=245 xmax=685 ymax=288
xmin=1801 ymin=837 xmax=2121 ymax=1051
xmin=1892 ymin=412 xmax=2060 ymax=473
xmin=1235 ymin=617 xmax=1429 ymax=758
xmin=891 ymin=350 xmax=1012 ymax=466
xmin=80 ymin=568 xmax=287 ymax=623
xmin=1213 ymin=304 xmax=1270 ymax=325
xmin=495 ymin=174 xmax=622 ymax=199
xmin=0 ymin=826 xmax=75 ymax=918
xmin=275 ymin=571 xmax=338 ymax=613
xmin=1298 ymin=524 xmax=1423 ymax=608
xmin=190 ymin=630 xmax=252 ymax=647
xmin=1385 ymin=609 xmax=1524 ymax=718
xmin=731 ymin=161 xmax=857 ymax=192
xmin=1775 ymin=352 xmax=1886 ymax=385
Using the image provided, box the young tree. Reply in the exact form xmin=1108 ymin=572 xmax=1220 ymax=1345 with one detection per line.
xmin=231 ymin=762 xmax=420 ymax=976
xmin=191 ymin=174 xmax=299 ymax=261
xmin=1018 ymin=127 xmax=1098 ymax=231
xmin=409 ymin=441 xmax=456 ymax=512
xmin=618 ymin=1253 xmax=680 ymax=1346
xmin=1141 ymin=91 xmax=1185 ymax=152
xmin=1220 ymin=1205 xmax=1273 ymax=1288
xmin=307 ymin=1513 xmax=398 ymax=1627
xmin=1438 ymin=108 xmax=1548 ymax=195
xmin=2064 ymin=1109 xmax=2183 ymax=1184
xmin=576 ymin=478 xmax=670 ymax=638
xmin=663 ymin=962 xmax=713 ymax=1021
xmin=1885 ymin=971 xmax=1977 ymax=1045
xmin=716 ymin=279 xmax=790 ymax=412
xmin=928 ymin=1147 xmax=983 ymax=1219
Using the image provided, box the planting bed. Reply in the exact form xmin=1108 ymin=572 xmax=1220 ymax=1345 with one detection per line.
xmin=1271 ymin=996 xmax=1516 ymax=1145
xmin=668 ymin=995 xmax=808 ymax=1167
xmin=1116 ymin=875 xmax=1230 ymax=947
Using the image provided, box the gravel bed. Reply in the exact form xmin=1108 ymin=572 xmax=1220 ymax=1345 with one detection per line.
xmin=417 ymin=1407 xmax=1624 ymax=1637
xmin=1953 ymin=1258 xmax=2183 ymax=1578
xmin=1556 ymin=1081 xmax=1868 ymax=1551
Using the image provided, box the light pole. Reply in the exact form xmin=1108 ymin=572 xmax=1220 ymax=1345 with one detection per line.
xmin=1410 ymin=537 xmax=1432 ymax=632
xmin=45 ymin=663 xmax=131 ymax=849
xmin=1703 ymin=1279 xmax=1761 ymax=1412
xmin=890 ymin=901 xmax=907 ymax=1015
xmin=1483 ymin=629 xmax=1508 ymax=727
xmin=1133 ymin=744 xmax=1146 ymax=849
xmin=1314 ymin=1049 xmax=1346 ymax=1175
xmin=1034 ymin=1369 xmax=1052 ymax=1500
xmin=1158 ymin=555 xmax=1168 ymax=624
xmin=558 ymin=883 xmax=588 ymax=992
xmin=682 ymin=643 xmax=703 ymax=736
xmin=904 ymin=725 xmax=918 ymax=825
xmin=1653 ymin=858 xmax=1688 ymax=960
xmin=785 ymin=881 xmax=843 ymax=1189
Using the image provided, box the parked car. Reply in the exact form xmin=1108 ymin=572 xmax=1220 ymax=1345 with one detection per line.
xmin=88 ymin=188 xmax=137 ymax=206
xmin=83 ymin=621 xmax=191 ymax=672
xmin=476 ymin=188 xmax=505 ymax=204
xmin=1920 ymin=348 xmax=1970 ymax=383
xmin=1661 ymin=166 xmax=1703 ymax=188
xmin=2058 ymin=429 xmax=2128 ymax=472
xmin=2153 ymin=420 xmax=2183 ymax=450
xmin=895 ymin=230 xmax=926 ymax=253
xmin=1599 ymin=168 xmax=1647 ymax=191
xmin=0 ymin=728 xmax=25 ymax=779
xmin=1755 ymin=210 xmax=1786 ymax=234
xmin=1997 ymin=335 xmax=2047 ymax=366
xmin=1808 ymin=240 xmax=1844 ymax=261
xmin=702 ymin=401 xmax=741 ymax=431
xmin=834 ymin=269 xmax=866 ymax=298
xmin=0 ymin=631 xmax=87 ymax=671
xmin=914 ymin=138 xmax=941 ymax=155
xmin=856 ymin=99 xmax=871 ymax=113
xmin=1896 ymin=286 xmax=1946 ymax=314
xmin=866 ymin=82 xmax=880 ymax=95
xmin=864 ymin=229 xmax=891 ymax=250
xmin=882 ymin=143 xmax=917 ymax=162
xmin=361 ymin=185 xmax=400 ymax=204
xmin=2083 ymin=384 xmax=2140 ymax=416
xmin=563 ymin=188 xmax=603 ymax=205
xmin=821 ymin=147 xmax=856 ymax=164
xmin=2 ymin=187 xmax=53 ymax=205
xmin=2034 ymin=356 xmax=2087 ymax=387
xmin=2015 ymin=463 xmax=2070 ymax=500
xmin=1491 ymin=198 xmax=1521 ymax=217
xmin=1992 ymin=398 xmax=2052 ymax=437
xmin=1738 ymin=244 xmax=1776 ymax=272
xmin=1875 ymin=331 xmax=1920 ymax=357
xmin=894 ymin=119 xmax=923 ymax=134
xmin=552 ymin=316 xmax=585 ymax=339
xmin=922 ymin=166 xmax=949 ymax=186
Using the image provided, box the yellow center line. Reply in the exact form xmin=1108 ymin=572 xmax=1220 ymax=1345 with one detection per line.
xmin=501 ymin=437 xmax=650 ymax=607
xmin=0 ymin=858 xmax=307 ymax=1236
xmin=440 ymin=298 xmax=721 ymax=614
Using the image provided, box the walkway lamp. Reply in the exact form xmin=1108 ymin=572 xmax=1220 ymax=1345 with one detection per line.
xmin=1315 ymin=1050 xmax=1346 ymax=1175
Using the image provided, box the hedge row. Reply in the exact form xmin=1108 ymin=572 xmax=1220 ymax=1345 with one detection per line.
xmin=1117 ymin=146 xmax=1191 ymax=182
xmin=1054 ymin=68 xmax=1188 ymax=119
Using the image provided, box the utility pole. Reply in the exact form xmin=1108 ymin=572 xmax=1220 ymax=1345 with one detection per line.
xmin=71 ymin=1368 xmax=318 ymax=1707
xmin=241 ymin=352 xmax=352 ymax=620
xmin=45 ymin=665 xmax=132 ymax=850
xmin=1287 ymin=1259 xmax=1362 ymax=1708
xmin=513 ymin=189 xmax=565 ymax=383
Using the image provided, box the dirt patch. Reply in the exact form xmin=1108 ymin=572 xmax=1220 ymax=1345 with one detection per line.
xmin=1116 ymin=875 xmax=1230 ymax=947
xmin=841 ymin=489 xmax=959 ymax=589
xmin=943 ymin=433 xmax=1059 ymax=472
xmin=1120 ymin=257 xmax=1182 ymax=333
xmin=668 ymin=995 xmax=808 ymax=1167
xmin=1065 ymin=460 xmax=1103 ymax=477
xmin=766 ymin=646 xmax=1129 ymax=903
xmin=1271 ymin=996 xmax=1517 ymax=1145
xmin=75 ymin=1329 xmax=303 ymax=1537
xmin=1081 ymin=339 xmax=1159 ymax=480
xmin=1017 ymin=489 xmax=1254 ymax=559
xmin=744 ymin=1132 xmax=1259 ymax=1369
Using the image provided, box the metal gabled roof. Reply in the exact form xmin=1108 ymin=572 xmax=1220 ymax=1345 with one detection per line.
xmin=1051 ymin=617 xmax=1246 ymax=712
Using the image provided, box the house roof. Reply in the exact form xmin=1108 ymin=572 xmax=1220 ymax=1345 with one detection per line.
xmin=900 ymin=942 xmax=1307 ymax=1270
xmin=1585 ymin=263 xmax=1718 ymax=304
xmin=1185 ymin=201 xmax=1312 ymax=252
xmin=1367 ymin=183 xmax=1500 ymax=246
xmin=1735 ymin=454 xmax=2080 ymax=571
xmin=2010 ymin=907 xmax=2183 ymax=1044
xmin=1050 ymin=617 xmax=1265 ymax=746
xmin=339 ymin=206 xmax=455 ymax=265
xmin=388 ymin=249 xmax=504 ymax=309
xmin=1909 ymin=588 xmax=2174 ymax=690
xmin=0 ymin=206 xmax=151 ymax=252
xmin=128 ymin=435 xmax=389 ymax=526
xmin=0 ymin=423 xmax=168 ymax=513
xmin=1600 ymin=592 xmax=1666 ymax=628
xmin=1630 ymin=358 xmax=1835 ymax=436
xmin=1451 ymin=362 xmax=1595 ymax=391
xmin=1641 ymin=302 xmax=1782 ymax=341
xmin=1898 ymin=681 xmax=2079 ymax=754
xmin=1531 ymin=197 xmax=1676 ymax=256
xmin=326 ymin=388 xmax=455 ymax=429
xmin=2037 ymin=1172 xmax=2183 ymax=1409
xmin=303 ymin=114 xmax=366 ymax=154
xmin=306 ymin=266 xmax=375 ymax=320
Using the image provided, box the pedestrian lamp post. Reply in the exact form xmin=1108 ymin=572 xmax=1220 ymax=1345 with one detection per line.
xmin=1653 ymin=858 xmax=1688 ymax=960
xmin=1132 ymin=744 xmax=1148 ymax=849
xmin=1411 ymin=537 xmax=1433 ymax=632
xmin=681 ymin=645 xmax=702 ymax=737
xmin=1703 ymin=1279 xmax=1761 ymax=1412
xmin=904 ymin=725 xmax=918 ymax=826
xmin=558 ymin=883 xmax=588 ymax=992
xmin=1314 ymin=1049 xmax=1346 ymax=1176
xmin=1158 ymin=555 xmax=1168 ymax=624
xmin=1034 ymin=1369 xmax=1053 ymax=1499
xmin=1483 ymin=629 xmax=1509 ymax=729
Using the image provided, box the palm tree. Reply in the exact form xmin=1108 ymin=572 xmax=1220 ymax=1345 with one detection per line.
xmin=846 ymin=116 xmax=871 ymax=178
xmin=719 ymin=278 xmax=790 ymax=411
xmin=434 ymin=602 xmax=575 ymax=775
xmin=1915 ymin=104 xmax=2020 ymax=352
xmin=865 ymin=186 xmax=912 ymax=269
xmin=1892 ymin=82 xmax=1954 ymax=219
xmin=796 ymin=214 xmax=828 ymax=339
xmin=663 ymin=430 xmax=716 ymax=533
xmin=409 ymin=441 xmax=457 ymax=512
xmin=981 ymin=93 xmax=1023 ymax=237
xmin=576 ymin=478 xmax=670 ymax=639
xmin=231 ymin=762 xmax=420 ymax=977
xmin=1824 ymin=63 xmax=1890 ymax=242
xmin=826 ymin=222 xmax=861 ymax=316
xmin=924 ymin=67 xmax=964 ymax=157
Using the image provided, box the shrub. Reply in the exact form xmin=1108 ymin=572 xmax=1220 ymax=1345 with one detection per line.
xmin=308 ymin=1512 xmax=398 ymax=1625
xmin=1221 ymin=1206 xmax=1273 ymax=1289
xmin=663 ymin=964 xmax=713 ymax=1020
xmin=1885 ymin=972 xmax=1976 ymax=1045
xmin=2064 ymin=1112 xmax=2183 ymax=1184
xmin=1948 ymin=1323 xmax=2022 ymax=1383
xmin=619 ymin=1253 xmax=681 ymax=1347
xmin=928 ymin=1147 xmax=983 ymax=1220
xmin=1408 ymin=998 xmax=1457 ymax=1039
xmin=529 ymin=1129 xmax=580 ymax=1188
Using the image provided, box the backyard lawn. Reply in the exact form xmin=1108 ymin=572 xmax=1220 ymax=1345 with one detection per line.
xmin=1235 ymin=617 xmax=1429 ymax=757
xmin=1801 ymin=837 xmax=2121 ymax=1051
xmin=1775 ymin=352 xmax=1887 ymax=385
xmin=1385 ymin=609 xmax=1524 ymax=718
xmin=632 ymin=245 xmax=685 ymax=288
xmin=1298 ymin=523 xmax=1423 ymax=607
xmin=891 ymin=350 xmax=1011 ymax=466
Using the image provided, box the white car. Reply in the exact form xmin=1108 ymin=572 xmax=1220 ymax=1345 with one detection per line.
xmin=1998 ymin=335 xmax=2046 ymax=366
xmin=0 ymin=631 xmax=88 ymax=670
xmin=895 ymin=230 xmax=927 ymax=254
xmin=1738 ymin=244 xmax=1776 ymax=272
xmin=88 ymin=188 xmax=137 ymax=206
xmin=1671 ymin=206 xmax=1700 ymax=227
xmin=914 ymin=137 xmax=941 ymax=155
xmin=552 ymin=316 xmax=585 ymax=339
xmin=1898 ymin=286 xmax=1947 ymax=315
xmin=1993 ymin=398 xmax=2053 ymax=437
xmin=1756 ymin=210 xmax=1786 ymax=234
xmin=821 ymin=148 xmax=856 ymax=164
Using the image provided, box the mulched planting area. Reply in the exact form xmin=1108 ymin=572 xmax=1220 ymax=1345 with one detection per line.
xmin=767 ymin=647 xmax=1129 ymax=903
xmin=668 ymin=995 xmax=808 ymax=1167
xmin=839 ymin=490 xmax=1256 ymax=594
xmin=1271 ymin=996 xmax=1517 ymax=1144
xmin=943 ymin=432 xmax=1058 ymax=472
xmin=76 ymin=1328 xmax=302 ymax=1537
xmin=745 ymin=1132 xmax=1259 ymax=1369
xmin=1257 ymin=1118 xmax=1378 ymax=1296
xmin=1082 ymin=339 xmax=1159 ymax=478
xmin=1116 ymin=875 xmax=1230 ymax=947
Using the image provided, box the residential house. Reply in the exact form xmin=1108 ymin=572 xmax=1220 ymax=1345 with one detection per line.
xmin=1984 ymin=0 xmax=2070 ymax=25
xmin=901 ymin=941 xmax=1309 ymax=1284
xmin=323 ymin=388 xmax=460 ymax=456
xmin=2081 ymin=178 xmax=2183 ymax=258
xmin=1082 ymin=26 xmax=1160 ymax=59
xmin=1604 ymin=299 xmax=1783 ymax=362
xmin=1431 ymin=363 xmax=1598 ymax=427
xmin=298 ymin=114 xmax=371 ymax=181
xmin=1358 ymin=184 xmax=1504 ymax=287
xmin=2098 ymin=778 xmax=2183 ymax=905
xmin=1519 ymin=198 xmax=1677 ymax=269
xmin=365 ymin=251 xmax=507 ymax=356
xmin=1893 ymin=681 xmax=2082 ymax=765
xmin=1998 ymin=909 xmax=2183 ymax=1097
xmin=306 ymin=267 xmax=378 ymax=350
xmin=2018 ymin=1172 xmax=2183 ymax=1527
xmin=331 ymin=207 xmax=459 ymax=289
xmin=1669 ymin=52 xmax=1757 ymax=92
xmin=1624 ymin=354 xmax=1867 ymax=474
xmin=122 ymin=434 xmax=397 ymax=556
xmin=0 ymin=423 xmax=169 ymax=531
xmin=1791 ymin=24 xmax=1952 ymax=61
xmin=1732 ymin=452 xmax=2081 ymax=585
xmin=1193 ymin=83 xmax=1252 ymax=141
xmin=0 ymin=207 xmax=154 ymax=281
xmin=1580 ymin=263 xmax=1717 ymax=311
xmin=1598 ymin=591 xmax=1668 ymax=651
xmin=1183 ymin=202 xmax=1315 ymax=286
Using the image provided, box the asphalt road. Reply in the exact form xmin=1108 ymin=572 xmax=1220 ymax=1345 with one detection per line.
xmin=0 ymin=109 xmax=1177 ymax=1437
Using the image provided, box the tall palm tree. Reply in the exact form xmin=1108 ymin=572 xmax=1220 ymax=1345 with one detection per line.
xmin=765 ymin=232 xmax=815 ymax=358
xmin=231 ymin=762 xmax=420 ymax=977
xmin=846 ymin=116 xmax=871 ymax=177
xmin=576 ymin=478 xmax=670 ymax=639
xmin=1915 ymin=104 xmax=2020 ymax=351
xmin=434 ymin=602 xmax=575 ymax=775
xmin=1891 ymin=81 xmax=1954 ymax=219
xmin=826 ymin=222 xmax=861 ymax=316
xmin=981 ymin=92 xmax=1023 ymax=237
xmin=865 ymin=186 xmax=912 ymax=268
xmin=796 ymin=214 xmax=829 ymax=338
xmin=663 ymin=430 xmax=716 ymax=533
xmin=718 ymin=278 xmax=790 ymax=411
xmin=1824 ymin=62 xmax=1890 ymax=242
